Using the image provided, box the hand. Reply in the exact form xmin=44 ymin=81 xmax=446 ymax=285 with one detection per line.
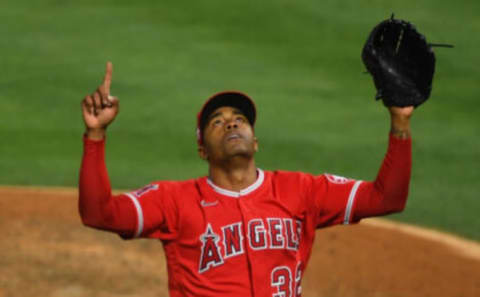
xmin=81 ymin=62 xmax=119 ymax=140
xmin=388 ymin=106 xmax=414 ymax=139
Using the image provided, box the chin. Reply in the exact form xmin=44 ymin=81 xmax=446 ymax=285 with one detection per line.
xmin=225 ymin=145 xmax=254 ymax=158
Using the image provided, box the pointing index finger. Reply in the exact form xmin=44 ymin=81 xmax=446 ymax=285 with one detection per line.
xmin=103 ymin=61 xmax=113 ymax=94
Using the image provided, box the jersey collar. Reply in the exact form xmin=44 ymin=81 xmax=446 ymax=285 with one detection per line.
xmin=206 ymin=169 xmax=265 ymax=198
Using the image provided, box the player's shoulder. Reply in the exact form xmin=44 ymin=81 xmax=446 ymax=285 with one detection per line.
xmin=268 ymin=170 xmax=320 ymax=188
xmin=270 ymin=169 xmax=317 ymax=179
xmin=322 ymin=173 xmax=356 ymax=185
xmin=264 ymin=170 xmax=325 ymax=203
xmin=152 ymin=178 xmax=201 ymax=194
xmin=127 ymin=178 xmax=200 ymax=199
xmin=270 ymin=170 xmax=355 ymax=184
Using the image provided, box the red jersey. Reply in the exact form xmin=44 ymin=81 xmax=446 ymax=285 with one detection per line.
xmin=79 ymin=134 xmax=411 ymax=297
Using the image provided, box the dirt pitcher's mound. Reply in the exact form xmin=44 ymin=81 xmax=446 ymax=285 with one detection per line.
xmin=0 ymin=186 xmax=479 ymax=297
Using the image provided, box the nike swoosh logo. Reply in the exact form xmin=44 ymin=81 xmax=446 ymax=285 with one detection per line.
xmin=200 ymin=200 xmax=219 ymax=207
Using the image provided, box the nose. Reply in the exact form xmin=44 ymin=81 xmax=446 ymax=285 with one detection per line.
xmin=225 ymin=119 xmax=238 ymax=130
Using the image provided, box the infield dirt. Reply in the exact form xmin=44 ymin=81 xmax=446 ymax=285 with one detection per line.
xmin=0 ymin=186 xmax=478 ymax=297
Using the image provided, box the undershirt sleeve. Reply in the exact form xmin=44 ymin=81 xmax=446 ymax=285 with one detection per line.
xmin=350 ymin=134 xmax=412 ymax=222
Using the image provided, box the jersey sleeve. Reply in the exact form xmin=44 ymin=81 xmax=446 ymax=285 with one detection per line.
xmin=308 ymin=174 xmax=362 ymax=227
xmin=121 ymin=182 xmax=178 ymax=240
xmin=309 ymin=133 xmax=411 ymax=227
xmin=78 ymin=136 xmax=178 ymax=241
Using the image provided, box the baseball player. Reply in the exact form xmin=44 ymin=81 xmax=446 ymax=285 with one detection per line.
xmin=79 ymin=62 xmax=412 ymax=297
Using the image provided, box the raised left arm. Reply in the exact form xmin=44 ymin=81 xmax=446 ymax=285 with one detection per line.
xmin=350 ymin=106 xmax=414 ymax=220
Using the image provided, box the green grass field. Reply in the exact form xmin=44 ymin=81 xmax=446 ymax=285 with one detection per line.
xmin=1 ymin=0 xmax=479 ymax=240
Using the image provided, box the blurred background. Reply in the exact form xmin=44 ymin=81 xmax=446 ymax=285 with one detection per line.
xmin=1 ymin=1 xmax=479 ymax=296
xmin=0 ymin=0 xmax=478 ymax=250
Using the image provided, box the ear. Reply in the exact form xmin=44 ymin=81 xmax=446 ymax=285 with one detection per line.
xmin=253 ymin=136 xmax=259 ymax=152
xmin=198 ymin=145 xmax=208 ymax=160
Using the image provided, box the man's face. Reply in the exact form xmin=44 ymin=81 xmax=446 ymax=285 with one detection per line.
xmin=199 ymin=106 xmax=258 ymax=163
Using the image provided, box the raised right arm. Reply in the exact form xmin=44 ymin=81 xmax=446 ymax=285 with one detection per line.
xmin=78 ymin=62 xmax=136 ymax=236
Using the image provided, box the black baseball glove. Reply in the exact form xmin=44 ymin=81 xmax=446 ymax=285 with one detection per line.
xmin=362 ymin=15 xmax=439 ymax=108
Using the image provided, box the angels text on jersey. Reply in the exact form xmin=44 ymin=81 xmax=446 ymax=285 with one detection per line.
xmin=199 ymin=217 xmax=302 ymax=273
